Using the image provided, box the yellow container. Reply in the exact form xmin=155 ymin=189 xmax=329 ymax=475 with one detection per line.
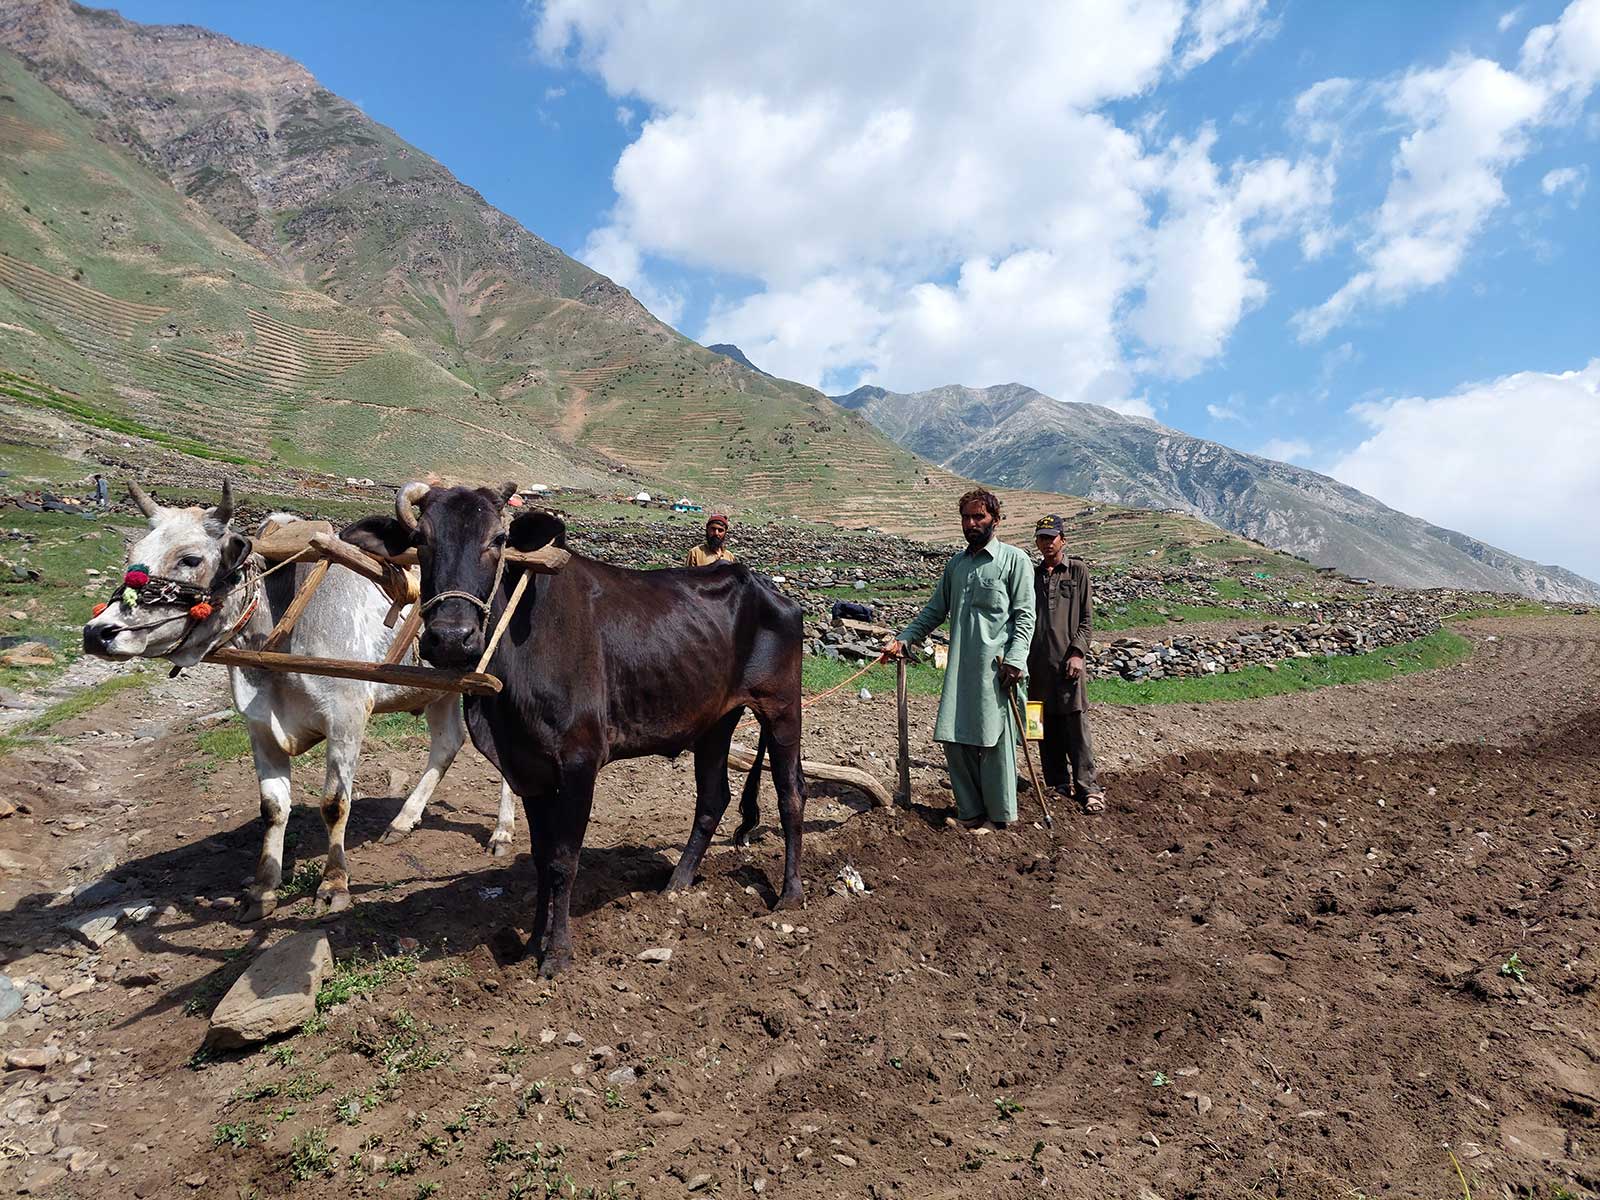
xmin=1024 ymin=701 xmax=1044 ymax=741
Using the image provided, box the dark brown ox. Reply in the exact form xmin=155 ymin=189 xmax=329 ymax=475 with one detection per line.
xmin=343 ymin=482 xmax=807 ymax=975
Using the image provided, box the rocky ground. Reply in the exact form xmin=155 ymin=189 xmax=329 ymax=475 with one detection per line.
xmin=0 ymin=614 xmax=1596 ymax=1198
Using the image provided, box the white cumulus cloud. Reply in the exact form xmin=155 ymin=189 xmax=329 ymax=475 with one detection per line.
xmin=1542 ymin=163 xmax=1589 ymax=198
xmin=535 ymin=0 xmax=1329 ymax=401
xmin=1296 ymin=0 xmax=1600 ymax=341
xmin=1330 ymin=360 xmax=1600 ymax=581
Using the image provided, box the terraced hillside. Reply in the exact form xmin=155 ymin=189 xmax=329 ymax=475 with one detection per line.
xmin=0 ymin=3 xmax=1332 ymax=579
xmin=0 ymin=48 xmax=620 ymax=486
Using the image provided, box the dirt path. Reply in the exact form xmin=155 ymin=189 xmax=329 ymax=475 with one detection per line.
xmin=0 ymin=616 xmax=1596 ymax=1197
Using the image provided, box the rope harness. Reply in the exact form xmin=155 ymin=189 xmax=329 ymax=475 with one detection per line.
xmin=420 ymin=545 xmax=508 ymax=625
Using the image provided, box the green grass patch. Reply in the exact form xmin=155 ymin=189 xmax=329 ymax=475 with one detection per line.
xmin=317 ymin=948 xmax=421 ymax=1011
xmin=0 ymin=670 xmax=148 ymax=757
xmin=1098 ymin=601 xmax=1264 ymax=631
xmin=1094 ymin=628 xmax=1470 ymax=706
xmin=802 ymin=654 xmax=945 ymax=697
xmin=1444 ymin=601 xmax=1566 ymax=621
xmin=1208 ymin=578 xmax=1253 ymax=600
xmin=1 ymin=380 xmax=256 ymax=465
xmin=0 ymin=508 xmax=142 ymax=692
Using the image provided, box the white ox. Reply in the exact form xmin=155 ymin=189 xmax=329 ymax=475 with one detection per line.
xmin=82 ymin=482 xmax=516 ymax=918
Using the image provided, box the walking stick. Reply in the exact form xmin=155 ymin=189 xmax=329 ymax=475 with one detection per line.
xmin=996 ymin=656 xmax=1055 ymax=832
xmin=895 ymin=654 xmax=910 ymax=806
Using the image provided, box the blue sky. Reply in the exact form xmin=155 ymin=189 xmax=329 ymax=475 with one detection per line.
xmin=104 ymin=1 xmax=1600 ymax=577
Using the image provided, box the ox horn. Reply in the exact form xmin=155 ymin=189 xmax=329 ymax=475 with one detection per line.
xmin=396 ymin=481 xmax=430 ymax=531
xmin=208 ymin=479 xmax=234 ymax=529
xmin=128 ymin=482 xmax=160 ymax=519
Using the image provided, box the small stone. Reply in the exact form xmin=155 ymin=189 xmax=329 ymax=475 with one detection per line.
xmin=0 ymin=974 xmax=21 ymax=1020
xmin=205 ymin=930 xmax=332 ymax=1049
xmin=539 ymin=1028 xmax=558 ymax=1044
xmin=637 ymin=947 xmax=673 ymax=963
xmin=63 ymin=906 xmax=125 ymax=949
xmin=396 ymin=937 xmax=420 ymax=953
xmin=562 ymin=1031 xmax=585 ymax=1047
xmin=1141 ymin=1131 xmax=1160 ymax=1148
xmin=58 ymin=979 xmax=93 ymax=1000
xmin=832 ymin=1154 xmax=858 ymax=1167
xmin=6 ymin=1046 xmax=57 ymax=1071
xmin=182 ymin=1172 xmax=208 ymax=1188
xmin=685 ymin=1173 xmax=713 ymax=1191
xmin=606 ymin=1065 xmax=639 ymax=1086
xmin=645 ymin=1110 xmax=687 ymax=1128
xmin=18 ymin=1163 xmax=66 ymax=1194
xmin=752 ymin=1179 xmax=767 ymax=1194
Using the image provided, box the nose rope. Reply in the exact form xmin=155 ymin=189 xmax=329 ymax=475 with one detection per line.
xmin=420 ymin=539 xmax=509 ymax=628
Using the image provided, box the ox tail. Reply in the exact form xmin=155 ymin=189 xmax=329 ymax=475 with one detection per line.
xmin=736 ymin=723 xmax=768 ymax=835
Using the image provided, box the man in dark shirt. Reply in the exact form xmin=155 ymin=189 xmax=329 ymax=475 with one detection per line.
xmin=1026 ymin=514 xmax=1105 ymax=813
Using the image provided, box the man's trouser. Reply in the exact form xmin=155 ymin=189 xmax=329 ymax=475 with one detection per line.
xmin=1039 ymin=709 xmax=1101 ymax=799
xmin=942 ymin=722 xmax=1018 ymax=824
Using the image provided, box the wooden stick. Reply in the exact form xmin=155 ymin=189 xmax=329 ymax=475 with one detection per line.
xmin=383 ymin=604 xmax=424 ymax=665
xmin=253 ymin=520 xmax=334 ymax=563
xmin=727 ymin=743 xmax=894 ymax=808
xmin=997 ymin=656 xmax=1054 ymax=831
xmin=502 ymin=545 xmax=572 ymax=574
xmin=306 ymin=532 xmax=401 ymax=590
xmin=205 ymin=646 xmax=502 ymax=695
xmin=895 ymin=655 xmax=910 ymax=806
xmin=475 ymin=570 xmax=529 ymax=674
xmin=260 ymin=559 xmax=330 ymax=652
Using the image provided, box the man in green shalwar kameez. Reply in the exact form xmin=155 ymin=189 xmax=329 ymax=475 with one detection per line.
xmin=885 ymin=490 xmax=1036 ymax=831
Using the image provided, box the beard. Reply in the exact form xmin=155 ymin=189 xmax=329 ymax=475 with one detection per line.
xmin=963 ymin=523 xmax=994 ymax=548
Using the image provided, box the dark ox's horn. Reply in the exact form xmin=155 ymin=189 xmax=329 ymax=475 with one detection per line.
xmin=396 ymin=481 xmax=430 ymax=531
xmin=128 ymin=481 xmax=161 ymax=519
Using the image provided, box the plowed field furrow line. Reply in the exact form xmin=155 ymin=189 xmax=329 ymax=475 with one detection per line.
xmin=0 ymin=253 xmax=168 ymax=329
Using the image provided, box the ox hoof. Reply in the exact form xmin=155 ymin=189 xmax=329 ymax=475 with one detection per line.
xmin=379 ymin=824 xmax=415 ymax=846
xmin=314 ymin=889 xmax=352 ymax=918
xmin=241 ymin=894 xmax=278 ymax=922
xmin=488 ymin=837 xmax=513 ymax=859
xmin=731 ymin=823 xmax=760 ymax=847
xmin=773 ymin=887 xmax=804 ymax=912
xmin=538 ymin=951 xmax=572 ymax=979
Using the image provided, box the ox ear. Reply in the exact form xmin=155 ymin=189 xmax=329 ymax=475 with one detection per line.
xmin=508 ymin=510 xmax=566 ymax=552
xmin=340 ymin=515 xmax=416 ymax=560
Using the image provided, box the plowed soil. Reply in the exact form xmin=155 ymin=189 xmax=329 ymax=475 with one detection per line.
xmin=1 ymin=616 xmax=1597 ymax=1199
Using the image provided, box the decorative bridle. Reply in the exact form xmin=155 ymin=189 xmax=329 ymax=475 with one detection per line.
xmin=91 ymin=552 xmax=260 ymax=656
xmin=96 ymin=480 xmax=261 ymax=660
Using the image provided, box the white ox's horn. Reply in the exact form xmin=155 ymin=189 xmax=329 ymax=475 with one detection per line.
xmin=128 ymin=482 xmax=160 ymax=519
xmin=396 ymin=481 xmax=430 ymax=531
xmin=205 ymin=479 xmax=234 ymax=533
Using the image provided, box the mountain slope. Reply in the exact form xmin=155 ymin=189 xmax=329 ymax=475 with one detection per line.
xmin=0 ymin=0 xmax=947 ymax=518
xmin=835 ymin=382 xmax=1600 ymax=601
xmin=0 ymin=2 xmax=1357 ymax=577
xmin=0 ymin=45 xmax=628 ymax=485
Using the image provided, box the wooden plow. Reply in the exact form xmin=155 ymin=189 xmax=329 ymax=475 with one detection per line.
xmin=201 ymin=518 xmax=568 ymax=695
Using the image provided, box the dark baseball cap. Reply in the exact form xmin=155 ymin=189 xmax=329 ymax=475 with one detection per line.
xmin=1034 ymin=514 xmax=1065 ymax=536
